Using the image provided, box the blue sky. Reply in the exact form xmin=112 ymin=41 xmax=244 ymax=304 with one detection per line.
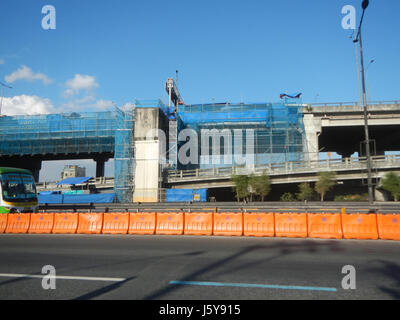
xmin=1 ymin=0 xmax=399 ymax=107
xmin=0 ymin=0 xmax=399 ymax=180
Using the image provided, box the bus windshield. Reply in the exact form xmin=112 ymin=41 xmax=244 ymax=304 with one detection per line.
xmin=0 ymin=173 xmax=37 ymax=202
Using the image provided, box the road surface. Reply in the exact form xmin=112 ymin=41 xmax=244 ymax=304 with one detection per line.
xmin=0 ymin=234 xmax=399 ymax=300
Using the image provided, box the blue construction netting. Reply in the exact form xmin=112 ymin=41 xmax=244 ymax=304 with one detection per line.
xmin=0 ymin=111 xmax=117 ymax=156
xmin=114 ymin=107 xmax=134 ymax=203
xmin=176 ymin=100 xmax=305 ymax=168
xmin=38 ymin=193 xmax=115 ymax=204
xmin=166 ymin=189 xmax=207 ymax=202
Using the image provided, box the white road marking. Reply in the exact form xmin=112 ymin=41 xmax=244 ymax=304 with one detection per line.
xmin=0 ymin=273 xmax=126 ymax=282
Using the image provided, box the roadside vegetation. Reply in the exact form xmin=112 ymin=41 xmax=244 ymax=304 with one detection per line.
xmin=381 ymin=171 xmax=400 ymax=201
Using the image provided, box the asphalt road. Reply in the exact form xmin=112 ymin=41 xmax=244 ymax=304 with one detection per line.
xmin=0 ymin=234 xmax=399 ymax=300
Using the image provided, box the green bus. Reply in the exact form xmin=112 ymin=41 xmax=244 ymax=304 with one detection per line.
xmin=0 ymin=167 xmax=38 ymax=213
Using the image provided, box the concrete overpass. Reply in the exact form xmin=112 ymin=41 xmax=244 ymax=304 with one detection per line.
xmin=166 ymin=154 xmax=400 ymax=200
xmin=303 ymin=101 xmax=400 ymax=160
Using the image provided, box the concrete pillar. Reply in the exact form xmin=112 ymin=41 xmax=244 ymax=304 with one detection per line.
xmin=30 ymin=160 xmax=42 ymax=182
xmin=133 ymin=107 xmax=169 ymax=203
xmin=303 ymin=114 xmax=321 ymax=162
xmin=94 ymin=157 xmax=108 ymax=177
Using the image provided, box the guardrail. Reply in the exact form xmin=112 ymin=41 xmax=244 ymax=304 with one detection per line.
xmin=167 ymin=155 xmax=400 ymax=181
xmin=307 ymin=100 xmax=400 ymax=107
xmin=36 ymin=177 xmax=115 ymax=191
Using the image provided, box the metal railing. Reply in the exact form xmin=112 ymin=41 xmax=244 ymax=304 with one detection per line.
xmin=167 ymin=154 xmax=400 ymax=181
xmin=307 ymin=100 xmax=400 ymax=107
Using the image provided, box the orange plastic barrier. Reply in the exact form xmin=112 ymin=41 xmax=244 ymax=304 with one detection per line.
xmin=243 ymin=213 xmax=275 ymax=237
xmin=275 ymin=213 xmax=308 ymax=238
xmin=307 ymin=213 xmax=343 ymax=239
xmin=377 ymin=214 xmax=400 ymax=240
xmin=77 ymin=213 xmax=104 ymax=234
xmin=5 ymin=214 xmax=31 ymax=234
xmin=184 ymin=212 xmax=213 ymax=236
xmin=342 ymin=213 xmax=378 ymax=240
xmin=28 ymin=213 xmax=54 ymax=234
xmin=0 ymin=214 xmax=7 ymax=233
xmin=102 ymin=213 xmax=129 ymax=234
xmin=156 ymin=212 xmax=184 ymax=235
xmin=128 ymin=212 xmax=156 ymax=235
xmin=213 ymin=212 xmax=243 ymax=236
xmin=52 ymin=213 xmax=78 ymax=234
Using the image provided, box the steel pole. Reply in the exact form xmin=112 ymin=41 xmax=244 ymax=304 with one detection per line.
xmin=358 ymin=29 xmax=374 ymax=205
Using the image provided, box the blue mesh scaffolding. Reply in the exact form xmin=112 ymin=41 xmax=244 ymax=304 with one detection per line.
xmin=176 ymin=99 xmax=305 ymax=169
xmin=0 ymin=111 xmax=117 ymax=156
xmin=0 ymin=109 xmax=135 ymax=203
xmin=114 ymin=107 xmax=135 ymax=203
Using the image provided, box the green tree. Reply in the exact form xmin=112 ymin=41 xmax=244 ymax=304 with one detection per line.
xmin=231 ymin=174 xmax=249 ymax=202
xmin=381 ymin=172 xmax=400 ymax=201
xmin=280 ymin=192 xmax=296 ymax=202
xmin=248 ymin=171 xmax=271 ymax=201
xmin=315 ymin=172 xmax=337 ymax=201
xmin=296 ymin=182 xmax=314 ymax=201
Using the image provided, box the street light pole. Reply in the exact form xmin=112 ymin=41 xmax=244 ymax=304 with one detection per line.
xmin=354 ymin=0 xmax=374 ymax=205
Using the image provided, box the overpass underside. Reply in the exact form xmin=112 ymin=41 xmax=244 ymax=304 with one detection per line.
xmin=319 ymin=124 xmax=400 ymax=157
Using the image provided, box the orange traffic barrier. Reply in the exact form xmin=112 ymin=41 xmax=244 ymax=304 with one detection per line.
xmin=28 ymin=213 xmax=54 ymax=234
xmin=184 ymin=212 xmax=213 ymax=236
xmin=77 ymin=213 xmax=104 ymax=234
xmin=307 ymin=213 xmax=343 ymax=239
xmin=275 ymin=213 xmax=308 ymax=238
xmin=0 ymin=214 xmax=7 ymax=233
xmin=52 ymin=213 xmax=78 ymax=234
xmin=102 ymin=213 xmax=129 ymax=234
xmin=341 ymin=213 xmax=378 ymax=240
xmin=377 ymin=214 xmax=400 ymax=240
xmin=5 ymin=213 xmax=31 ymax=234
xmin=213 ymin=212 xmax=243 ymax=236
xmin=243 ymin=213 xmax=275 ymax=237
xmin=128 ymin=212 xmax=156 ymax=235
xmin=156 ymin=212 xmax=184 ymax=235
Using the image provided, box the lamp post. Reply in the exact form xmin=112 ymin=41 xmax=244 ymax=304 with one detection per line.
xmin=353 ymin=0 xmax=374 ymax=205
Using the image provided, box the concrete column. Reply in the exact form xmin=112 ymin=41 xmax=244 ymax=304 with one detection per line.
xmin=94 ymin=157 xmax=108 ymax=177
xmin=303 ymin=114 xmax=321 ymax=162
xmin=133 ymin=107 xmax=169 ymax=203
xmin=30 ymin=160 xmax=42 ymax=182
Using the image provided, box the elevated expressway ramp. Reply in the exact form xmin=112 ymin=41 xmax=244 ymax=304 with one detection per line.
xmin=166 ymin=155 xmax=400 ymax=189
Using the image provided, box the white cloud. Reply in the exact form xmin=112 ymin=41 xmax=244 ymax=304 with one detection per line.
xmin=94 ymin=100 xmax=115 ymax=110
xmin=0 ymin=95 xmax=55 ymax=116
xmin=64 ymin=74 xmax=99 ymax=96
xmin=5 ymin=65 xmax=52 ymax=84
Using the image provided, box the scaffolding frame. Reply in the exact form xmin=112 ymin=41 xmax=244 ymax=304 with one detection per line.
xmin=0 ymin=111 xmax=117 ymax=156
xmin=114 ymin=106 xmax=135 ymax=203
xmin=176 ymin=100 xmax=306 ymax=169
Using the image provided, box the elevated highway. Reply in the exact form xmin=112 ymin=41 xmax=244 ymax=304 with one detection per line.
xmin=303 ymin=101 xmax=400 ymax=160
xmin=166 ymin=154 xmax=400 ymax=192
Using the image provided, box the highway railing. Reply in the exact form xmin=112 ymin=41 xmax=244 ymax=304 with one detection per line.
xmin=307 ymin=100 xmax=400 ymax=107
xmin=167 ymin=155 xmax=400 ymax=181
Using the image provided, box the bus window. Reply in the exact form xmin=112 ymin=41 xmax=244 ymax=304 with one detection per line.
xmin=0 ymin=173 xmax=37 ymax=202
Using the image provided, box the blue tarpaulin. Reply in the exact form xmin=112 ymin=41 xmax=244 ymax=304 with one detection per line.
xmin=166 ymin=189 xmax=207 ymax=202
xmin=56 ymin=177 xmax=93 ymax=185
xmin=38 ymin=193 xmax=115 ymax=204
